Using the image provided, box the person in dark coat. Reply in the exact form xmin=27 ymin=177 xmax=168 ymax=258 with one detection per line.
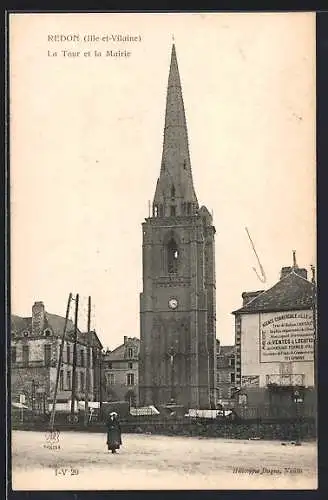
xmin=106 ymin=412 xmax=122 ymax=453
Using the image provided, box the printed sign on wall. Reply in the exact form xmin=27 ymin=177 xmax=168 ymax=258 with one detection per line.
xmin=241 ymin=375 xmax=260 ymax=387
xmin=260 ymin=310 xmax=314 ymax=363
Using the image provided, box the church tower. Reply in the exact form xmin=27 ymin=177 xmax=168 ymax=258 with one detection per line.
xmin=139 ymin=44 xmax=217 ymax=409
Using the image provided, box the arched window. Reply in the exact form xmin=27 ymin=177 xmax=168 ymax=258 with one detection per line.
xmin=167 ymin=238 xmax=179 ymax=274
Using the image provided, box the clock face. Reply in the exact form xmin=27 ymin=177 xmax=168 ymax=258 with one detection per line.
xmin=168 ymin=298 xmax=178 ymax=310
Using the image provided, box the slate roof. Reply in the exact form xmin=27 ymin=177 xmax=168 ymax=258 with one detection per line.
xmin=11 ymin=315 xmax=31 ymax=332
xmin=104 ymin=338 xmax=140 ymax=361
xmin=45 ymin=313 xmax=77 ymax=335
xmin=106 ymin=344 xmax=126 ymax=360
xmin=232 ymin=270 xmax=315 ymax=315
xmin=11 ymin=311 xmax=103 ymax=349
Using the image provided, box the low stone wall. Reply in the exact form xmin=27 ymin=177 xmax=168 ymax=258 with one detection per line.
xmin=123 ymin=419 xmax=316 ymax=441
xmin=11 ymin=417 xmax=316 ymax=441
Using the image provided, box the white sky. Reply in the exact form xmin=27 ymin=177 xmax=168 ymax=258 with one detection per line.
xmin=10 ymin=12 xmax=316 ymax=349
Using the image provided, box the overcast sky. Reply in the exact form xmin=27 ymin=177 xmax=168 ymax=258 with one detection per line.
xmin=10 ymin=12 xmax=315 ymax=348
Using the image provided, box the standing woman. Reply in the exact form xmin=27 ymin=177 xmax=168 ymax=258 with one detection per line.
xmin=106 ymin=412 xmax=122 ymax=453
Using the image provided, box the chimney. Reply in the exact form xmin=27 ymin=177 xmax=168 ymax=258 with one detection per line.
xmin=123 ymin=336 xmax=127 ymax=344
xmin=32 ymin=301 xmax=45 ymax=335
xmin=280 ymin=266 xmax=293 ymax=280
xmin=280 ymin=251 xmax=308 ymax=280
xmin=242 ymin=291 xmax=264 ymax=307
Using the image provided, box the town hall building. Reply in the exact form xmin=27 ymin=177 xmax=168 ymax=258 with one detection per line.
xmin=139 ymin=44 xmax=217 ymax=409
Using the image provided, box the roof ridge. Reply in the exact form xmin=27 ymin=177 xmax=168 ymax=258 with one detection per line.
xmin=290 ymin=268 xmax=314 ymax=284
xmin=241 ymin=269 xmax=312 ymax=309
xmin=232 ymin=269 xmax=314 ymax=315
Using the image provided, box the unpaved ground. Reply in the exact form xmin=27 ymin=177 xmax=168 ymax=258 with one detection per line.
xmin=11 ymin=431 xmax=317 ymax=490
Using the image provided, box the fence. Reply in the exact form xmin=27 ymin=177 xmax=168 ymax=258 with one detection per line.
xmin=235 ymin=403 xmax=316 ymax=420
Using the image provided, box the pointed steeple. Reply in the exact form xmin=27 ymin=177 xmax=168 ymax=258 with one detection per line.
xmin=153 ymin=44 xmax=198 ymax=218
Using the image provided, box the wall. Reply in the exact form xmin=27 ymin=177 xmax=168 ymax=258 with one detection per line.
xmin=240 ymin=310 xmax=315 ymax=389
xmin=11 ymin=367 xmax=50 ymax=408
xmin=58 ymin=340 xmax=94 ymax=401
xmin=216 ymin=348 xmax=235 ymax=401
xmin=12 ymin=337 xmax=95 ymax=404
xmin=103 ymin=359 xmax=138 ymax=404
xmin=12 ymin=337 xmax=57 ymax=365
xmin=102 ymin=337 xmax=139 ymax=405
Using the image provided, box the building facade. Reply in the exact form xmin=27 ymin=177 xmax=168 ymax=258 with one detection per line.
xmin=11 ymin=301 xmax=103 ymax=411
xmin=102 ymin=336 xmax=139 ymax=406
xmin=216 ymin=341 xmax=236 ymax=404
xmin=232 ymin=256 xmax=316 ymax=412
xmin=139 ymin=44 xmax=217 ymax=409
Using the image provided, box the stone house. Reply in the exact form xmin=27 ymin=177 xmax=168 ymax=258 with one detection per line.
xmin=216 ymin=341 xmax=236 ymax=403
xmin=11 ymin=301 xmax=103 ymax=411
xmin=102 ymin=336 xmax=140 ymax=406
xmin=232 ymin=255 xmax=316 ymax=416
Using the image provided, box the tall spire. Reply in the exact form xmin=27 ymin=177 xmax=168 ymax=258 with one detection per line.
xmin=153 ymin=43 xmax=198 ymax=217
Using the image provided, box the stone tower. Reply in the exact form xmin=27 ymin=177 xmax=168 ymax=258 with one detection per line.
xmin=139 ymin=44 xmax=216 ymax=409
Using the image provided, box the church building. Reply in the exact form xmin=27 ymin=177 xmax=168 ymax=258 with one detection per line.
xmin=139 ymin=44 xmax=217 ymax=409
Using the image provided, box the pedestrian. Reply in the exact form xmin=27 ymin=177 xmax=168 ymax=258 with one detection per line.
xmin=106 ymin=411 xmax=122 ymax=454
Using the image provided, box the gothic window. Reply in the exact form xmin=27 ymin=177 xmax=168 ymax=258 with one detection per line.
xmin=80 ymin=372 xmax=85 ymax=391
xmin=67 ymin=371 xmax=72 ymax=390
xmin=153 ymin=205 xmax=158 ymax=217
xmin=128 ymin=348 xmax=133 ymax=358
xmin=22 ymin=345 xmax=29 ymax=367
xmin=187 ymin=202 xmax=191 ymax=215
xmin=159 ymin=205 xmax=164 ymax=217
xmin=127 ymin=373 xmax=135 ymax=386
xmin=171 ymin=185 xmax=175 ymax=198
xmin=183 ymin=159 xmax=187 ymax=170
xmin=167 ymin=238 xmax=179 ymax=274
xmin=170 ymin=205 xmax=176 ymax=217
